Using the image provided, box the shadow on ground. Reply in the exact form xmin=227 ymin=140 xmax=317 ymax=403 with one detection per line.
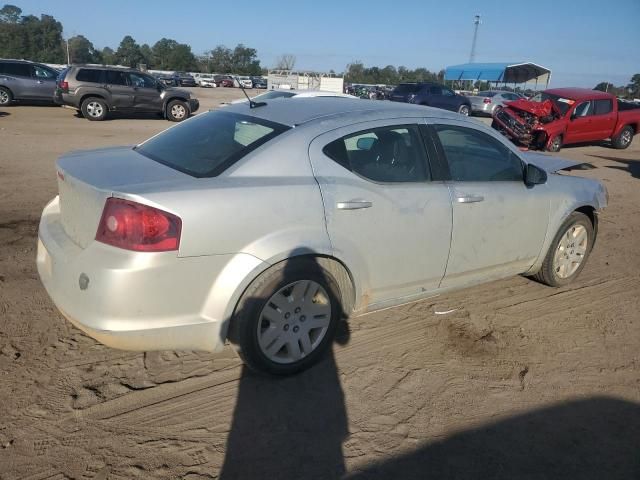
xmin=73 ymin=110 xmax=166 ymax=121
xmin=346 ymin=396 xmax=640 ymax=480
xmin=589 ymin=154 xmax=640 ymax=180
xmin=0 ymin=111 xmax=9 ymax=117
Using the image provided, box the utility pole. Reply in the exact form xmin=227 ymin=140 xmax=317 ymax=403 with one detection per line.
xmin=469 ymin=14 xmax=481 ymax=63
xmin=66 ymin=38 xmax=70 ymax=65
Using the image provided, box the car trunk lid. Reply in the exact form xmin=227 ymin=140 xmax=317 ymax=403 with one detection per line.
xmin=56 ymin=146 xmax=188 ymax=248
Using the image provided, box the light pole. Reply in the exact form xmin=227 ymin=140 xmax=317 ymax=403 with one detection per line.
xmin=469 ymin=14 xmax=481 ymax=63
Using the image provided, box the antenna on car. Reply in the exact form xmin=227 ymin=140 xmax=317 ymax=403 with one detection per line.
xmin=239 ymin=80 xmax=266 ymax=108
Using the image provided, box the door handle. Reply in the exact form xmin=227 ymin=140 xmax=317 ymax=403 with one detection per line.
xmin=36 ymin=80 xmax=44 ymax=84
xmin=336 ymin=200 xmax=372 ymax=210
xmin=456 ymin=195 xmax=484 ymax=204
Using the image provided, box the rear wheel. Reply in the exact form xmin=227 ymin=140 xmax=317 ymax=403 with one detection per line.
xmin=228 ymin=258 xmax=341 ymax=376
xmin=166 ymin=99 xmax=189 ymax=122
xmin=81 ymin=97 xmax=107 ymax=121
xmin=458 ymin=104 xmax=470 ymax=116
xmin=612 ymin=126 xmax=633 ymax=149
xmin=533 ymin=212 xmax=594 ymax=287
xmin=0 ymin=87 xmax=13 ymax=106
xmin=547 ymin=134 xmax=562 ymax=152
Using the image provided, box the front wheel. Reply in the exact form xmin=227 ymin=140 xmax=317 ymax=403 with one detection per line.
xmin=166 ymin=100 xmax=189 ymax=122
xmin=458 ymin=104 xmax=470 ymax=116
xmin=228 ymin=259 xmax=341 ymax=375
xmin=612 ymin=126 xmax=633 ymax=149
xmin=533 ymin=212 xmax=594 ymax=287
xmin=547 ymin=135 xmax=562 ymax=152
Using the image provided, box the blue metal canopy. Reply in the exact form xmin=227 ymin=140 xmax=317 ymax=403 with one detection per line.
xmin=444 ymin=62 xmax=551 ymax=84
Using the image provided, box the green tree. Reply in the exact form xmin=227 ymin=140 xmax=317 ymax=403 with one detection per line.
xmin=101 ymin=46 xmax=116 ymax=65
xmin=167 ymin=43 xmax=195 ymax=71
xmin=19 ymin=13 xmax=64 ymax=62
xmin=0 ymin=3 xmax=20 ymax=22
xmin=627 ymin=74 xmax=640 ymax=98
xmin=68 ymin=35 xmax=99 ymax=63
xmin=231 ymin=44 xmax=261 ymax=75
xmin=140 ymin=43 xmax=153 ymax=68
xmin=152 ymin=38 xmax=178 ymax=70
xmin=115 ymin=35 xmax=143 ymax=67
xmin=207 ymin=45 xmax=233 ymax=73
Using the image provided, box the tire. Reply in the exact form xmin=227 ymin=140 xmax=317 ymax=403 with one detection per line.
xmin=80 ymin=97 xmax=108 ymax=121
xmin=0 ymin=87 xmax=13 ymax=106
xmin=533 ymin=212 xmax=594 ymax=287
xmin=458 ymin=104 xmax=470 ymax=116
xmin=612 ymin=126 xmax=633 ymax=149
xmin=227 ymin=258 xmax=342 ymax=376
xmin=547 ymin=134 xmax=562 ymax=152
xmin=166 ymin=99 xmax=189 ymax=122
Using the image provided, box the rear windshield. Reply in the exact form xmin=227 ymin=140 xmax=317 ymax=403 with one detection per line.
xmin=394 ymin=84 xmax=422 ymax=94
xmin=135 ymin=111 xmax=290 ymax=177
xmin=254 ymin=91 xmax=296 ymax=101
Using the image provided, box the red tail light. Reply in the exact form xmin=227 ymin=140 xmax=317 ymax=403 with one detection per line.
xmin=59 ymin=80 xmax=69 ymax=92
xmin=483 ymin=97 xmax=492 ymax=104
xmin=96 ymin=198 xmax=181 ymax=252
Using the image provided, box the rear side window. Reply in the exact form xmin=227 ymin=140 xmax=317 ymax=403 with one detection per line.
xmin=323 ymin=125 xmax=430 ymax=183
xmin=429 ymin=85 xmax=442 ymax=95
xmin=105 ymin=70 xmax=128 ymax=86
xmin=393 ymin=84 xmax=421 ymax=94
xmin=434 ymin=125 xmax=523 ymax=182
xmin=135 ymin=111 xmax=290 ymax=177
xmin=593 ymin=99 xmax=613 ymax=115
xmin=2 ymin=62 xmax=30 ymax=77
xmin=76 ymin=69 xmax=103 ymax=83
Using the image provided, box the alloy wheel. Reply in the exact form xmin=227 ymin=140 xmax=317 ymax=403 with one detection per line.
xmin=86 ymin=101 xmax=104 ymax=118
xmin=459 ymin=105 xmax=470 ymax=116
xmin=553 ymin=224 xmax=588 ymax=279
xmin=171 ymin=104 xmax=186 ymax=119
xmin=0 ymin=90 xmax=9 ymax=104
xmin=257 ymin=280 xmax=332 ymax=364
xmin=621 ymin=129 xmax=632 ymax=147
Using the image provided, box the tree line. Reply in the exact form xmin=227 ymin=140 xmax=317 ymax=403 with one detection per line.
xmin=0 ymin=4 xmax=261 ymax=74
xmin=594 ymin=76 xmax=640 ymax=99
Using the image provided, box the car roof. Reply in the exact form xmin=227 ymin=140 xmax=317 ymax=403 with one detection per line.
xmin=545 ymin=88 xmax=612 ymax=101
xmin=223 ymin=97 xmax=462 ymax=127
xmin=70 ymin=64 xmax=138 ymax=72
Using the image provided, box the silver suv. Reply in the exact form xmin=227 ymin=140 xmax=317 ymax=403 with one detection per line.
xmin=0 ymin=59 xmax=59 ymax=106
xmin=54 ymin=65 xmax=199 ymax=122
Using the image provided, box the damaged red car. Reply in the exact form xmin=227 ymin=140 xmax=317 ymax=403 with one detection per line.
xmin=491 ymin=88 xmax=640 ymax=152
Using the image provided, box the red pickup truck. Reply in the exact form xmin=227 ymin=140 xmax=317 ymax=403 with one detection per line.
xmin=491 ymin=87 xmax=640 ymax=152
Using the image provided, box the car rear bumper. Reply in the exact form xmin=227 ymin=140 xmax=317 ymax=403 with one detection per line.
xmin=37 ymin=196 xmax=264 ymax=352
xmin=54 ymin=91 xmax=79 ymax=108
xmin=471 ymin=103 xmax=493 ymax=113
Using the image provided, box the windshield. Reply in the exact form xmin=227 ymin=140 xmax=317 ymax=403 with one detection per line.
xmin=136 ymin=111 xmax=290 ymax=177
xmin=253 ymin=91 xmax=296 ymax=101
xmin=529 ymin=92 xmax=575 ymax=116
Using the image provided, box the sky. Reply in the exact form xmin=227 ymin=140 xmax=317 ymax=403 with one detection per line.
xmin=12 ymin=0 xmax=640 ymax=87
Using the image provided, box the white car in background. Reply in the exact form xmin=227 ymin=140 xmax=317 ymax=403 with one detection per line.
xmin=237 ymin=76 xmax=253 ymax=89
xmin=196 ymin=73 xmax=217 ymax=88
xmin=229 ymin=89 xmax=356 ymax=105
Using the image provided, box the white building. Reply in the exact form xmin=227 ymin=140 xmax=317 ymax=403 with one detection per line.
xmin=267 ymin=70 xmax=344 ymax=94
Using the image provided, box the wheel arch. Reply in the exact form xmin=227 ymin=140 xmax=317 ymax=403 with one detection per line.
xmin=80 ymin=93 xmax=108 ymax=110
xmin=163 ymin=96 xmax=189 ymax=110
xmin=217 ymin=253 xmax=357 ymax=345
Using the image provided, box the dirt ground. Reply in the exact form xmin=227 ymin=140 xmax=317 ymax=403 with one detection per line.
xmin=0 ymin=88 xmax=639 ymax=479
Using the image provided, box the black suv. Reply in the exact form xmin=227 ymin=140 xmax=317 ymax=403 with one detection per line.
xmin=0 ymin=59 xmax=59 ymax=106
xmin=54 ymin=65 xmax=199 ymax=121
xmin=389 ymin=82 xmax=471 ymax=116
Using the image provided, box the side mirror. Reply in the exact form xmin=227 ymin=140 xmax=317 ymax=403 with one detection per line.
xmin=525 ymin=163 xmax=547 ymax=186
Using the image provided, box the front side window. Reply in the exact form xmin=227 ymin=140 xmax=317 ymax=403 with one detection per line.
xmin=129 ymin=73 xmax=156 ymax=88
xmin=135 ymin=111 xmax=289 ymax=177
xmin=573 ymin=101 xmax=593 ymax=117
xmin=442 ymin=88 xmax=455 ymax=97
xmin=434 ymin=125 xmax=523 ymax=182
xmin=593 ymin=99 xmax=613 ymax=115
xmin=323 ymin=125 xmax=430 ymax=183
xmin=32 ymin=65 xmax=56 ymax=79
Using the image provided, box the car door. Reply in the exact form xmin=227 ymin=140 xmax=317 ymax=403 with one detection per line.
xmin=440 ymin=86 xmax=459 ymax=111
xmin=590 ymin=99 xmax=617 ymax=139
xmin=23 ymin=65 xmax=57 ymax=100
xmin=565 ymin=100 xmax=599 ymax=143
xmin=103 ymin=70 xmax=134 ymax=109
xmin=429 ymin=121 xmax=550 ymax=289
xmin=309 ymin=120 xmax=453 ymax=308
xmin=427 ymin=85 xmax=445 ymax=108
xmin=128 ymin=72 xmax=162 ymax=111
